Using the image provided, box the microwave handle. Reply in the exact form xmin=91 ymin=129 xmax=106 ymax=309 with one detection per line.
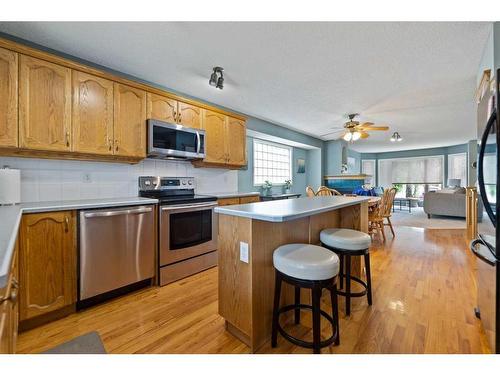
xmin=196 ymin=131 xmax=201 ymax=154
xmin=477 ymin=108 xmax=497 ymax=227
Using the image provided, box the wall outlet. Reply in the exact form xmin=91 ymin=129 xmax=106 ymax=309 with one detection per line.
xmin=82 ymin=173 xmax=92 ymax=183
xmin=240 ymin=241 xmax=249 ymax=263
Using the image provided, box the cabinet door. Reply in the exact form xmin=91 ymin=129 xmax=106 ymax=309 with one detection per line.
xmin=218 ymin=197 xmax=240 ymax=206
xmin=178 ymin=101 xmax=202 ymax=129
xmin=240 ymin=195 xmax=260 ymax=204
xmin=19 ymin=55 xmax=72 ymax=151
xmin=146 ymin=93 xmax=176 ymax=123
xmin=19 ymin=211 xmax=76 ymax=321
xmin=226 ymin=117 xmax=246 ymax=166
xmin=203 ymin=110 xmax=227 ymax=164
xmin=0 ymin=47 xmax=18 ymax=148
xmin=114 ymin=83 xmax=147 ymax=158
xmin=72 ymin=71 xmax=114 ymax=154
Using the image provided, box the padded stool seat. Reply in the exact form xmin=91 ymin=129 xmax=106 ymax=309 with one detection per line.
xmin=273 ymin=243 xmax=340 ymax=281
xmin=320 ymin=228 xmax=371 ymax=251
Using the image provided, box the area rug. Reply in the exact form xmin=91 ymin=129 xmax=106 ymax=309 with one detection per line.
xmin=389 ymin=206 xmax=466 ymax=229
xmin=42 ymin=331 xmax=107 ymax=354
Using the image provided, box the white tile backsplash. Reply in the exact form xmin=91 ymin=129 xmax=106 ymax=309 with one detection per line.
xmin=2 ymin=157 xmax=238 ymax=203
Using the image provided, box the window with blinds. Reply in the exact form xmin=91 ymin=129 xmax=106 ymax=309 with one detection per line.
xmin=361 ymin=159 xmax=376 ymax=186
xmin=447 ymin=153 xmax=467 ymax=187
xmin=378 ymin=156 xmax=444 ymax=187
xmin=253 ymin=139 xmax=292 ymax=185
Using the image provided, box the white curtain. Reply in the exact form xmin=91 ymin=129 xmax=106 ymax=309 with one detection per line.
xmin=447 ymin=153 xmax=467 ymax=186
xmin=378 ymin=156 xmax=443 ymax=188
xmin=361 ymin=160 xmax=376 ymax=186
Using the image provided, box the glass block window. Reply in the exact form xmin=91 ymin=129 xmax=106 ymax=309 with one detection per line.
xmin=253 ymin=139 xmax=292 ymax=185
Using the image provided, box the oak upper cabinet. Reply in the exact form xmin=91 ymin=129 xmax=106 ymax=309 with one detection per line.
xmin=72 ymin=71 xmax=114 ymax=155
xmin=146 ymin=94 xmax=202 ymax=129
xmin=177 ymin=101 xmax=202 ymax=129
xmin=146 ymin=92 xmax=176 ymax=123
xmin=203 ymin=109 xmax=228 ymax=164
xmin=0 ymin=47 xmax=18 ymax=148
xmin=226 ymin=117 xmax=246 ymax=166
xmin=19 ymin=211 xmax=76 ymax=322
xmin=19 ymin=55 xmax=72 ymax=151
xmin=114 ymin=83 xmax=147 ymax=158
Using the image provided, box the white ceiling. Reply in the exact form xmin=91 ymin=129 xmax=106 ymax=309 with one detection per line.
xmin=0 ymin=22 xmax=491 ymax=152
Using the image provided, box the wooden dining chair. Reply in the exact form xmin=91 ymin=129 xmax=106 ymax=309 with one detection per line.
xmin=369 ymin=187 xmax=397 ymax=242
xmin=316 ymin=186 xmax=342 ymax=196
xmin=305 ymin=186 xmax=316 ymax=197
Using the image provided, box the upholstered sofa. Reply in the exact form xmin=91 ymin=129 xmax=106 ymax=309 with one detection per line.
xmin=423 ymin=188 xmax=483 ymax=221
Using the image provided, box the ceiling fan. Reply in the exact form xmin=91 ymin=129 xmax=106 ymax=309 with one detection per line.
xmin=321 ymin=114 xmax=389 ymax=142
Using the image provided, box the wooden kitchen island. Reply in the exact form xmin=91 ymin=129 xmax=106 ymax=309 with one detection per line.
xmin=214 ymin=196 xmax=370 ymax=352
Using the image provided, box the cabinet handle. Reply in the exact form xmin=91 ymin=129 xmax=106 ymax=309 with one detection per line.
xmin=64 ymin=216 xmax=69 ymax=232
xmin=66 ymin=131 xmax=70 ymax=147
xmin=173 ymin=111 xmax=177 ymax=122
xmin=10 ymin=283 xmax=18 ymax=304
xmin=115 ymin=140 xmax=119 ymax=152
xmin=178 ymin=113 xmax=182 ymax=123
xmin=108 ymin=137 xmax=112 ymax=151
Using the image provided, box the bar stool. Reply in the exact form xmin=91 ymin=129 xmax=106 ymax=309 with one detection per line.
xmin=320 ymin=228 xmax=372 ymax=316
xmin=271 ymin=243 xmax=340 ymax=354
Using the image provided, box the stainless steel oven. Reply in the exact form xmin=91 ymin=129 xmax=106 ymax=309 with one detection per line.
xmin=160 ymin=201 xmax=218 ymax=265
xmin=147 ymin=119 xmax=206 ymax=160
xmin=139 ymin=176 xmax=218 ymax=286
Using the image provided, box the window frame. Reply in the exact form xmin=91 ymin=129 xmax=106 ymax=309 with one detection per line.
xmin=252 ymin=138 xmax=293 ymax=187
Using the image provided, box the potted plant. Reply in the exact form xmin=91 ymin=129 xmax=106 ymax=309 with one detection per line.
xmin=263 ymin=180 xmax=273 ymax=196
xmin=283 ymin=179 xmax=292 ymax=194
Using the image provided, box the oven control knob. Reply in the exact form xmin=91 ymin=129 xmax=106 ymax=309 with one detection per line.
xmin=188 ymin=180 xmax=193 ymax=185
xmin=182 ymin=180 xmax=186 ymax=185
xmin=145 ymin=180 xmax=151 ymax=186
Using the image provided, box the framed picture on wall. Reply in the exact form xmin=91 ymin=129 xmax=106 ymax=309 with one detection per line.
xmin=297 ymin=158 xmax=306 ymax=173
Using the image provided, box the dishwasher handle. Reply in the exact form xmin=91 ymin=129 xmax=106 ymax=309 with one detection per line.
xmin=83 ymin=206 xmax=153 ymax=218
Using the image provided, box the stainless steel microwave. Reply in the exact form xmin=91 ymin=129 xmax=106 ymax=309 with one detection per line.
xmin=147 ymin=119 xmax=206 ymax=160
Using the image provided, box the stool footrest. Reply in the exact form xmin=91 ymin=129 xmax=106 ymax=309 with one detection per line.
xmin=276 ymin=303 xmax=338 ymax=349
xmin=336 ymin=275 xmax=368 ymax=298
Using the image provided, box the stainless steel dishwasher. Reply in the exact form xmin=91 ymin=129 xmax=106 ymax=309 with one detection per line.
xmin=79 ymin=205 xmax=155 ymax=301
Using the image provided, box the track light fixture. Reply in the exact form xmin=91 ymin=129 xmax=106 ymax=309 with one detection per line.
xmin=209 ymin=67 xmax=224 ymax=90
xmin=390 ymin=132 xmax=402 ymax=142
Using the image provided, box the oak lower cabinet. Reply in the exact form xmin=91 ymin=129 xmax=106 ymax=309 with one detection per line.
xmin=0 ymin=236 xmax=19 ymax=354
xmin=72 ymin=71 xmax=114 ymax=155
xmin=114 ymin=83 xmax=147 ymax=158
xmin=0 ymin=47 xmax=18 ymax=148
xmin=19 ymin=55 xmax=72 ymax=152
xmin=19 ymin=211 xmax=77 ymax=326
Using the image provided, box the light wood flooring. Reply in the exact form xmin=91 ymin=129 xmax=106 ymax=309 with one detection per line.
xmin=17 ymin=226 xmax=490 ymax=354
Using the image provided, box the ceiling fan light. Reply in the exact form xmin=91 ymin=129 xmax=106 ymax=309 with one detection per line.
xmin=343 ymin=132 xmax=353 ymax=142
xmin=352 ymin=131 xmax=361 ymax=141
xmin=390 ymin=137 xmax=396 ymax=142
xmin=397 ymin=137 xmax=402 ymax=142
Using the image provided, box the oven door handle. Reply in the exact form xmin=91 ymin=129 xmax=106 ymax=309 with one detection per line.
xmin=161 ymin=202 xmax=217 ymax=211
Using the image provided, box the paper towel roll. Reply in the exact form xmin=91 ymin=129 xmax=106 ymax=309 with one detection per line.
xmin=0 ymin=167 xmax=21 ymax=205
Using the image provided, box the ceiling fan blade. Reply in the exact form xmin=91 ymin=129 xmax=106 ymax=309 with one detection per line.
xmin=359 ymin=126 xmax=389 ymax=131
xmin=359 ymin=122 xmax=375 ymax=127
xmin=360 ymin=131 xmax=370 ymax=139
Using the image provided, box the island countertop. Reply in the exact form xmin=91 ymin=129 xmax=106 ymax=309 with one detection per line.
xmin=214 ymin=195 xmax=371 ymax=222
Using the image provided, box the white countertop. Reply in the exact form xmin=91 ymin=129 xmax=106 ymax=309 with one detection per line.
xmin=0 ymin=197 xmax=158 ymax=288
xmin=214 ymin=195 xmax=371 ymax=222
xmin=211 ymin=191 xmax=261 ymax=199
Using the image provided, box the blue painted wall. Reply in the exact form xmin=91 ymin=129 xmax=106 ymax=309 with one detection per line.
xmin=360 ymin=143 xmax=470 ymax=186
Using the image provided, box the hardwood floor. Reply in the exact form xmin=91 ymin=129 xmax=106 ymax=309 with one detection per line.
xmin=17 ymin=226 xmax=490 ymax=354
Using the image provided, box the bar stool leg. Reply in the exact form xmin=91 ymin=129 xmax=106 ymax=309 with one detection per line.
xmin=330 ymin=283 xmax=340 ymax=346
xmin=364 ymin=253 xmax=373 ymax=306
xmin=311 ymin=283 xmax=322 ymax=354
xmin=294 ymin=286 xmax=301 ymax=324
xmin=345 ymin=255 xmax=351 ymax=316
xmin=339 ymin=254 xmax=344 ymax=290
xmin=271 ymin=271 xmax=282 ymax=348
